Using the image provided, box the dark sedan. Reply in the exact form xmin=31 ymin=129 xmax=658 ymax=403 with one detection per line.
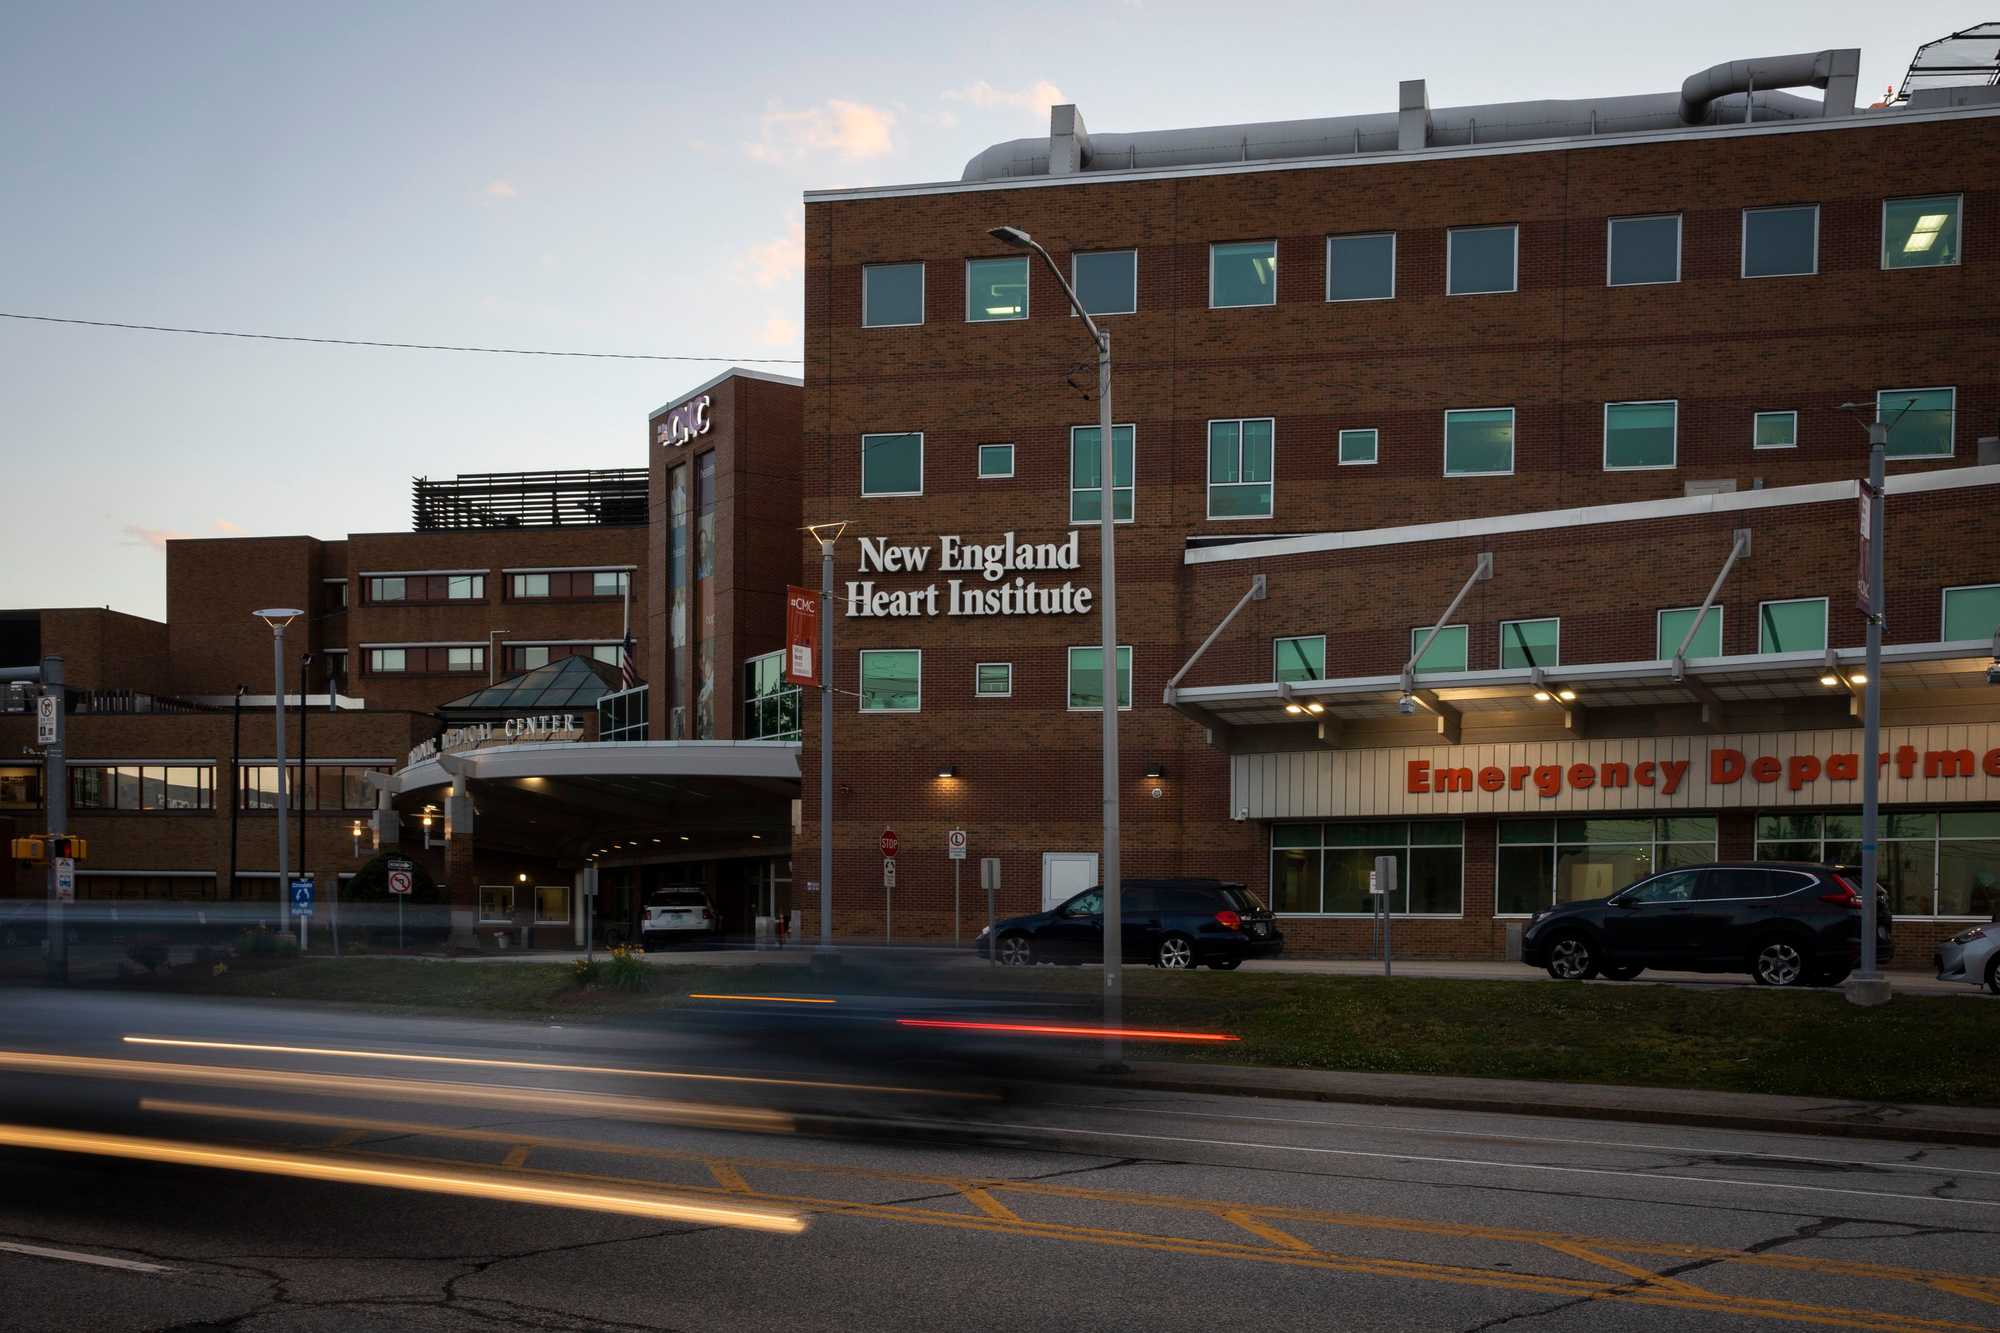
xmin=1521 ymin=862 xmax=1893 ymax=987
xmin=975 ymin=879 xmax=1283 ymax=970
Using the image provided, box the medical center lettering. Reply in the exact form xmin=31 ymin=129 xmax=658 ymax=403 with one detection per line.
xmin=846 ymin=532 xmax=1092 ymax=618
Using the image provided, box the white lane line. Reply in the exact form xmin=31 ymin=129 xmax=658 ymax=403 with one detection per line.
xmin=959 ymin=1121 xmax=2000 ymax=1211
xmin=1081 ymin=1103 xmax=2000 ymax=1181
xmin=0 ymin=1241 xmax=173 ymax=1274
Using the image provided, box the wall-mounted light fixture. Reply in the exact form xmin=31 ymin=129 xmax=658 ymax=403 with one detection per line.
xmin=936 ymin=765 xmax=958 ymax=778
xmin=1144 ymin=763 xmax=1164 ymax=779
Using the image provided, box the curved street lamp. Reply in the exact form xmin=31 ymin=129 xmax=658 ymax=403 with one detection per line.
xmin=254 ymin=608 xmax=303 ymax=939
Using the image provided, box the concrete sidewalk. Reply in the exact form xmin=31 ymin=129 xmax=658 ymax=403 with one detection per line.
xmin=1080 ymin=1060 xmax=2000 ymax=1148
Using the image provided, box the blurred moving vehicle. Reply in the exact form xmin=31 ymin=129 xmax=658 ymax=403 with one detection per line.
xmin=1521 ymin=863 xmax=1893 ymax=987
xmin=1935 ymin=921 xmax=2000 ymax=994
xmin=975 ymin=879 xmax=1282 ymax=970
xmin=641 ymin=888 xmax=717 ymax=949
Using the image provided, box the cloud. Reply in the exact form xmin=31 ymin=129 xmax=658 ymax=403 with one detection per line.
xmin=741 ymin=218 xmax=805 ymax=289
xmin=746 ymin=99 xmax=896 ymax=164
xmin=121 ymin=524 xmax=190 ymax=550
xmin=943 ymin=80 xmax=1067 ymax=120
xmin=758 ymin=317 xmax=798 ymax=346
xmin=483 ymin=178 xmax=518 ymax=199
xmin=212 ymin=518 xmax=244 ymax=535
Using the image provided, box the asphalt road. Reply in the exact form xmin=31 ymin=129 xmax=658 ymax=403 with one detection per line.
xmin=1 ymin=991 xmax=1997 ymax=1333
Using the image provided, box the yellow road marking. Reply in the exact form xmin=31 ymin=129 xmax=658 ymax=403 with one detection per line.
xmin=687 ymin=994 xmax=836 ymax=1005
xmin=327 ymin=1129 xmax=367 ymax=1149
xmin=1221 ymin=1209 xmax=1314 ymax=1253
xmin=1539 ymin=1239 xmax=1714 ymax=1299
xmin=963 ymin=1188 xmax=1021 ymax=1223
xmin=707 ymin=1161 xmax=752 ymax=1193
xmin=1927 ymin=1278 xmax=2000 ymax=1310
xmin=501 ymin=1145 xmax=532 ymax=1170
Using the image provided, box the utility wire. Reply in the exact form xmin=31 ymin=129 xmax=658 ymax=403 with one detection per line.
xmin=0 ymin=311 xmax=803 ymax=363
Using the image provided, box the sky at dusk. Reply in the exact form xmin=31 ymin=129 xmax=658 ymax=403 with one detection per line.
xmin=0 ymin=0 xmax=1969 ymax=619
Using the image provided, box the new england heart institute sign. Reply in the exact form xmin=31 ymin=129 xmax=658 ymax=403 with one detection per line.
xmin=843 ymin=532 xmax=1092 ymax=618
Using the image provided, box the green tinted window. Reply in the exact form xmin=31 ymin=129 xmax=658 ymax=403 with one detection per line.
xmin=977 ymin=443 xmax=1014 ymax=478
xmin=1328 ymin=821 xmax=1409 ymax=848
xmin=1271 ymin=823 xmax=1321 ymax=849
xmin=1753 ymin=411 xmax=1797 ymax=448
xmin=1211 ymin=241 xmax=1277 ymax=308
xmin=1743 ymin=205 xmax=1817 ymax=277
xmin=966 ymin=256 xmax=1028 ymax=321
xmin=858 ymin=650 xmax=920 ymax=712
xmin=861 ymin=433 xmax=923 ymax=496
xmin=1879 ymin=387 xmax=1954 ymax=458
xmin=1070 ymin=425 xmax=1135 ymax=523
xmin=1409 ymin=821 xmax=1463 ymax=846
xmin=1944 ymin=585 xmax=2000 ymax=641
xmin=1883 ymin=195 xmax=1961 ymax=269
xmin=974 ymin=663 xmax=1012 ymax=697
xmin=1559 ymin=818 xmax=1653 ymax=845
xmin=1886 ymin=812 xmax=1939 ymax=840
xmin=1499 ymin=618 xmax=1558 ymax=669
xmin=1758 ymin=813 xmax=1821 ymax=842
xmin=1338 ymin=428 xmax=1378 ymax=464
xmin=1604 ymin=401 xmax=1677 ymax=469
xmin=1067 ymin=645 xmax=1132 ymax=710
xmin=1656 ymin=816 xmax=1716 ymax=842
xmin=1500 ymin=820 xmax=1555 ymax=844
xmin=1409 ymin=624 xmax=1468 ymax=675
xmin=1207 ymin=418 xmax=1275 ymax=518
xmin=1942 ymin=812 xmax=2000 ymax=838
xmin=1607 ymin=214 xmax=1679 ymax=286
xmin=1658 ymin=606 xmax=1722 ymax=660
xmin=1274 ymin=636 xmax=1325 ymax=684
xmin=1327 ymin=232 xmax=1395 ymax=301
xmin=862 ymin=262 xmax=924 ymax=327
xmin=1447 ymin=225 xmax=1517 ymax=294
xmin=1444 ymin=408 xmax=1513 ymax=475
xmin=1073 ymin=250 xmax=1137 ymax=315
xmin=1758 ymin=599 xmax=1826 ymax=654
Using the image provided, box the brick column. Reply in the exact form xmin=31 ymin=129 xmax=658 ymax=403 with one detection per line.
xmin=444 ymin=788 xmax=478 ymax=949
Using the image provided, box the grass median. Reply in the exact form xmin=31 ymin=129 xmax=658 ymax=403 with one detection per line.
xmin=76 ymin=956 xmax=2000 ymax=1108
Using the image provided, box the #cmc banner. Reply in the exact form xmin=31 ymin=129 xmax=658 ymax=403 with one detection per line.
xmin=783 ymin=585 xmax=821 ymax=687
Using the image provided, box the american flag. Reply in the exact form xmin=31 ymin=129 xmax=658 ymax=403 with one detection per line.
xmin=619 ymin=632 xmax=641 ymax=691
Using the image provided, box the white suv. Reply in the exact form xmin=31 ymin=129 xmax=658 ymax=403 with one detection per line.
xmin=642 ymin=889 xmax=715 ymax=948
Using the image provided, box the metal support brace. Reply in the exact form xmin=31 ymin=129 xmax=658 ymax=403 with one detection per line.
xmin=1164 ymin=575 xmax=1267 ymax=750
xmin=1398 ymin=553 xmax=1489 ymax=745
xmin=1671 ymin=529 xmax=1751 ymax=724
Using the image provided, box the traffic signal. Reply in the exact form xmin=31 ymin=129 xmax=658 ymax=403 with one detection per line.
xmin=10 ymin=836 xmax=46 ymax=863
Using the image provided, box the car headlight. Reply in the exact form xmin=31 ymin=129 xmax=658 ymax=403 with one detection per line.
xmin=1947 ymin=926 xmax=1989 ymax=946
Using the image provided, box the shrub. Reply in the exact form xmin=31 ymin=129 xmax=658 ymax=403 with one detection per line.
xmin=572 ymin=957 xmax=601 ymax=988
xmin=603 ymin=945 xmax=648 ymax=992
xmin=126 ymin=936 xmax=170 ymax=973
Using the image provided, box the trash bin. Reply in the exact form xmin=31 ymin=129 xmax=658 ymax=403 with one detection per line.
xmin=1504 ymin=922 xmax=1523 ymax=962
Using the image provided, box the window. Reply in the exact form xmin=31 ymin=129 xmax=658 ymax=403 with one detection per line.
xmin=1606 ymin=214 xmax=1681 ymax=286
xmin=1497 ymin=817 xmax=1717 ymax=915
xmin=512 ymin=573 xmax=550 ymax=599
xmin=1603 ymin=400 xmax=1677 ymax=470
xmin=366 ymin=646 xmax=487 ymax=674
xmin=446 ymin=646 xmax=485 ymax=673
xmin=1657 ymin=606 xmax=1722 ymax=660
xmin=1326 ymin=232 xmax=1395 ymax=301
xmin=1072 ymin=249 xmax=1137 ymax=316
xmin=1878 ymin=387 xmax=1955 ymax=458
xmin=590 ymin=644 xmax=621 ymax=666
xmin=861 ymin=432 xmax=924 ymax=497
xmin=1622 ymin=869 xmax=1701 ymax=904
xmin=1943 ymin=584 xmax=2000 ymax=642
xmin=1271 ymin=821 xmax=1463 ymax=915
xmin=1210 ymin=240 xmax=1277 ymax=308
xmin=1070 ymin=424 xmax=1134 ymax=523
xmin=321 ymin=578 xmax=349 ymax=612
xmin=1758 ymin=598 xmax=1827 ymax=654
xmin=1408 ymin=624 xmax=1468 ymax=675
xmin=1446 ymin=225 xmax=1517 ymax=295
xmin=479 ymin=885 xmax=515 ymax=922
xmin=977 ymin=443 xmax=1015 ymax=479
xmin=974 ymin=662 xmax=1013 ymax=698
xmin=591 ymin=571 xmax=629 ymax=597
xmin=1756 ymin=811 xmax=2000 ymax=919
xmin=234 ymin=764 xmax=388 ymax=812
xmin=1443 ymin=408 xmax=1513 ymax=476
xmin=1066 ymin=645 xmax=1132 ymax=710
xmin=446 ymin=574 xmax=483 ymax=600
xmin=368 ymin=648 xmax=407 ymax=674
xmin=1338 ymin=428 xmax=1378 ymax=466
xmin=1742 ymin=204 xmax=1818 ymax=277
xmin=966 ymin=255 xmax=1028 ymax=321
xmin=1499 ymin=618 xmax=1559 ymax=669
xmin=367 ymin=574 xmax=485 ymax=604
xmin=858 ymin=649 xmax=920 ymax=713
xmin=511 ymin=646 xmax=550 ymax=670
xmin=863 ymin=262 xmax=924 ymax=327
xmin=70 ymin=765 xmax=214 ymax=812
xmin=529 ymin=885 xmax=567 ymax=924
xmin=1882 ymin=194 xmax=1961 ymax=269
xmin=368 ymin=576 xmax=405 ymax=602
xmin=0 ymin=765 xmax=42 ymax=810
xmin=1206 ymin=418 xmax=1275 ymax=519
xmin=599 ymin=682 xmax=649 ymax=743
xmin=1275 ymin=635 xmax=1325 ymax=684
xmin=508 ymin=570 xmax=629 ymax=599
xmin=741 ymin=650 xmax=802 ymax=740
xmin=1753 ymin=410 xmax=1797 ymax=449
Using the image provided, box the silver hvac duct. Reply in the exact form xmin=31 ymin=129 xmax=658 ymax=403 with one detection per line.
xmin=1678 ymin=48 xmax=1860 ymax=124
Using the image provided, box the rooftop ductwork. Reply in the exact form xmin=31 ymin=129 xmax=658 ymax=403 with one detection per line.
xmin=1678 ymin=48 xmax=1860 ymax=124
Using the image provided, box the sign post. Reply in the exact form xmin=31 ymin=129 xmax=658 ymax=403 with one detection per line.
xmin=387 ymin=857 xmax=413 ymax=951
xmin=947 ymin=829 xmax=967 ymax=946
xmin=882 ymin=856 xmax=896 ymax=944
xmin=981 ymin=857 xmax=1000 ymax=966
xmin=54 ymin=857 xmax=75 ymax=904
xmin=1371 ymin=855 xmax=1397 ymax=977
xmin=291 ymin=877 xmax=314 ymax=952
xmin=39 ymin=658 xmax=66 ymax=984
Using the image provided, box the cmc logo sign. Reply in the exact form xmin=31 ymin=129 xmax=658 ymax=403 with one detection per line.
xmin=655 ymin=395 xmax=711 ymax=448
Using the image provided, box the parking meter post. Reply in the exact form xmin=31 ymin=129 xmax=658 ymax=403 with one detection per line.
xmin=953 ymin=859 xmax=961 ymax=948
xmin=982 ymin=858 xmax=999 ymax=966
xmin=1375 ymin=854 xmax=1397 ymax=978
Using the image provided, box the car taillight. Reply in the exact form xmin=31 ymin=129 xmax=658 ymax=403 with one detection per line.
xmin=1214 ymin=910 xmax=1242 ymax=931
xmin=1820 ymin=875 xmax=1863 ymax=909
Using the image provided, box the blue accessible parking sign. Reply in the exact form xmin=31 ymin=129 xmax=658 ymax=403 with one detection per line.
xmin=290 ymin=878 xmax=314 ymax=918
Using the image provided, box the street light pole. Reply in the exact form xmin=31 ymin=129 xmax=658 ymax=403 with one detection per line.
xmin=1841 ymin=409 xmax=1893 ymax=1006
xmin=990 ymin=225 xmax=1123 ymax=1068
xmin=255 ymin=609 xmax=302 ymax=936
xmin=807 ymin=524 xmax=844 ymax=954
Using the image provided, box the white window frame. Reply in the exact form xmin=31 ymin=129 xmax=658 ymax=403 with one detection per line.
xmin=1408 ymin=624 xmax=1469 ymax=675
xmin=1757 ymin=596 xmax=1829 ymax=655
xmin=368 ymin=648 xmax=407 ymax=674
xmin=1605 ymin=213 xmax=1683 ymax=287
xmin=1740 ymin=204 xmax=1820 ymax=279
xmin=368 ymin=576 xmax=406 ymax=602
xmin=1602 ymin=399 xmax=1679 ymax=472
xmin=973 ymin=662 xmax=1014 ymax=698
xmin=977 ymin=442 xmax=1015 ymax=479
xmin=965 ymin=255 xmax=1030 ymax=323
xmin=514 ymin=645 xmax=551 ymax=671
xmin=1070 ymin=248 xmax=1138 ymax=317
xmin=478 ymin=885 xmax=515 ymax=923
xmin=1208 ymin=240 xmax=1278 ymax=309
xmin=1205 ymin=416 xmax=1276 ymax=521
xmin=445 ymin=574 xmax=484 ymax=600
xmin=857 ymin=649 xmax=922 ymax=714
xmin=1273 ymin=635 xmax=1326 ymax=683
xmin=860 ymin=431 xmax=925 ymax=498
xmin=1442 ymin=406 xmax=1515 ymax=478
xmin=1753 ymin=410 xmax=1798 ymax=450
xmin=1657 ymin=605 xmax=1724 ymax=660
xmin=1338 ymin=428 xmax=1379 ymax=466
xmin=1325 ymin=231 xmax=1396 ymax=303
xmin=1877 ymin=386 xmax=1956 ymax=459
xmin=1269 ymin=821 xmax=1467 ymax=918
xmin=1445 ymin=224 xmax=1518 ymax=296
xmin=511 ymin=572 xmax=551 ymax=598
xmin=1942 ymin=582 xmax=2000 ymax=643
xmin=1880 ymin=193 xmax=1964 ymax=270
xmin=1498 ymin=618 xmax=1560 ymax=669
xmin=1066 ymin=645 xmax=1134 ymax=712
xmin=445 ymin=646 xmax=485 ymax=673
xmin=1069 ymin=423 xmax=1136 ymax=526
xmin=861 ymin=262 xmax=924 ymax=328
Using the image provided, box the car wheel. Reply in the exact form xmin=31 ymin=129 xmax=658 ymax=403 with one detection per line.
xmin=1545 ymin=933 xmax=1599 ymax=981
xmin=1601 ymin=963 xmax=1643 ymax=981
xmin=1806 ymin=964 xmax=1851 ymax=987
xmin=1156 ymin=934 xmax=1194 ymax=970
xmin=1985 ymin=956 xmax=2000 ymax=996
xmin=1752 ymin=938 xmax=1808 ymax=987
xmin=1209 ymin=958 xmax=1242 ymax=971
xmin=996 ymin=933 xmax=1033 ymax=967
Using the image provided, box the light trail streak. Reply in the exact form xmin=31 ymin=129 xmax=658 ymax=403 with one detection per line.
xmin=894 ymin=1019 xmax=1240 ymax=1043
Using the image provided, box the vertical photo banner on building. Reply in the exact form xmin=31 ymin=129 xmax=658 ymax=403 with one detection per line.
xmin=784 ymin=585 xmax=821 ymax=687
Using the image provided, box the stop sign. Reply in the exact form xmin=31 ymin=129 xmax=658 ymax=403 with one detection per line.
xmin=880 ymin=829 xmax=898 ymax=858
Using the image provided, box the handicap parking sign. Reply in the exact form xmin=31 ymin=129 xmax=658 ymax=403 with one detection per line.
xmin=290 ymin=878 xmax=314 ymax=918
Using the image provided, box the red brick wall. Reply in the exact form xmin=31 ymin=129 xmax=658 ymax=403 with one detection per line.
xmin=38 ymin=609 xmax=172 ymax=694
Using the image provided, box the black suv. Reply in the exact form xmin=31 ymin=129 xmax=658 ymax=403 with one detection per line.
xmin=1520 ymin=862 xmax=1893 ymax=987
xmin=975 ymin=879 xmax=1283 ymax=970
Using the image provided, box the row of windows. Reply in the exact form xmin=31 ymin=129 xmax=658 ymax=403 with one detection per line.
xmin=29 ymin=764 xmax=389 ymax=813
xmin=478 ymin=883 xmax=570 ymax=924
xmin=1270 ymin=810 xmax=2000 ymax=921
xmin=859 ymin=387 xmax=1962 ymax=506
xmin=510 ymin=643 xmax=621 ymax=671
xmin=238 ymin=764 xmax=389 ymax=811
xmin=357 ymin=570 xmax=629 ymax=606
xmin=859 ymin=195 xmax=1965 ymax=326
xmin=857 ymin=647 xmax=1132 ymax=713
xmin=743 ymin=651 xmax=804 ymax=740
xmin=70 ymin=766 xmax=215 ymax=812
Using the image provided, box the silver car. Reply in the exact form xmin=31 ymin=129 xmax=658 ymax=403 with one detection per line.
xmin=1935 ymin=923 xmax=2000 ymax=994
